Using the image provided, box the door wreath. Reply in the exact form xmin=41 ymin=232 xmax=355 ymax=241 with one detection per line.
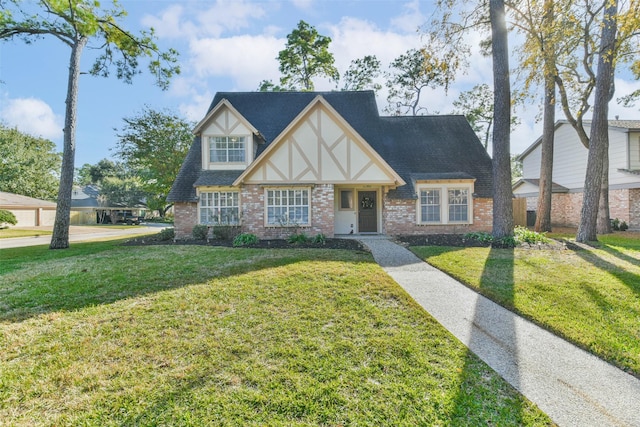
xmin=361 ymin=196 xmax=374 ymax=209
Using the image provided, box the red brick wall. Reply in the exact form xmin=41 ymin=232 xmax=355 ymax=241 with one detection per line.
xmin=240 ymin=184 xmax=335 ymax=239
xmin=630 ymin=189 xmax=640 ymax=230
xmin=174 ymin=202 xmax=198 ymax=239
xmin=383 ymin=196 xmax=493 ymax=235
xmin=525 ymin=188 xmax=639 ymax=229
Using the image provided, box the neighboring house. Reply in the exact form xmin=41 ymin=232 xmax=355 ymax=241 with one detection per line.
xmin=71 ymin=185 xmax=146 ymax=224
xmin=0 ymin=191 xmax=57 ymax=226
xmin=513 ymin=120 xmax=640 ymax=229
xmin=168 ymin=91 xmax=494 ymax=239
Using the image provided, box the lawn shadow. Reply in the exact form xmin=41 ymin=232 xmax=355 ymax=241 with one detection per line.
xmin=565 ymin=242 xmax=640 ymax=295
xmin=450 ymin=246 xmax=528 ymax=422
xmin=0 ymin=243 xmax=375 ymax=323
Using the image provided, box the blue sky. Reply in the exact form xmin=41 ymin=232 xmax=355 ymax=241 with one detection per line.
xmin=1 ymin=0 xmax=639 ymax=167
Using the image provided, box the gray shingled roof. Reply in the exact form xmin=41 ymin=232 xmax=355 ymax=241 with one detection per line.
xmin=168 ymin=91 xmax=493 ymax=202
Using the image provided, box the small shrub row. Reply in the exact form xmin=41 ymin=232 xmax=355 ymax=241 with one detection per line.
xmin=464 ymin=226 xmax=550 ymax=247
xmin=233 ymin=233 xmax=258 ymax=247
xmin=288 ymin=232 xmax=327 ymax=245
xmin=611 ymin=218 xmax=629 ymax=231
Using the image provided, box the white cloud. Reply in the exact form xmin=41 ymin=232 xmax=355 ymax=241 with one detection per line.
xmin=0 ymin=97 xmax=63 ymax=140
xmin=290 ymin=0 xmax=315 ymax=11
xmin=390 ymin=0 xmax=426 ymax=34
xmin=142 ymin=0 xmax=266 ymax=39
xmin=188 ymin=34 xmax=283 ymax=89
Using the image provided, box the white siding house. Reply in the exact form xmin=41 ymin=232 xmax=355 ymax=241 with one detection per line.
xmin=513 ymin=120 xmax=640 ymax=230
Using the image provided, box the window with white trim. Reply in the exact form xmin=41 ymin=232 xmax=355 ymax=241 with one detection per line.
xmin=209 ymin=136 xmax=245 ymax=163
xmin=420 ymin=189 xmax=441 ymax=222
xmin=266 ymin=188 xmax=310 ymax=225
xmin=417 ymin=183 xmax=473 ymax=224
xmin=199 ymin=191 xmax=240 ymax=224
xmin=448 ymin=189 xmax=469 ymax=222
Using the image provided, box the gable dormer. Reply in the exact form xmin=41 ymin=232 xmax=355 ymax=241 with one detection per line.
xmin=193 ymin=99 xmax=260 ymax=171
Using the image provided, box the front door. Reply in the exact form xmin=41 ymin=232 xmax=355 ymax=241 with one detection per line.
xmin=358 ymin=191 xmax=377 ymax=233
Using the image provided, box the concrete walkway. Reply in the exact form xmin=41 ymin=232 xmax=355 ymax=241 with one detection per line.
xmin=359 ymin=237 xmax=640 ymax=427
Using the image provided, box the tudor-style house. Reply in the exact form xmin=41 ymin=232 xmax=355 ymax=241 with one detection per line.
xmin=168 ymin=91 xmax=494 ymax=239
xmin=513 ymin=120 xmax=640 ymax=230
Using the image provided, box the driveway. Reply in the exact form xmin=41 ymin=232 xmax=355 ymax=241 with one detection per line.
xmin=0 ymin=223 xmax=168 ymax=249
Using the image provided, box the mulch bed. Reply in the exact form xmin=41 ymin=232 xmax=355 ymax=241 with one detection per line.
xmin=122 ymin=234 xmax=368 ymax=251
xmin=123 ymin=232 xmax=567 ymax=251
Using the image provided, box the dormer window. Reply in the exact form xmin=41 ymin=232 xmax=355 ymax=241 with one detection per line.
xmin=209 ymin=136 xmax=246 ymax=163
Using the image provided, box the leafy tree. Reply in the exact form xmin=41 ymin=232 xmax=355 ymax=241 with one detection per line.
xmin=342 ymin=55 xmax=382 ymax=92
xmin=100 ymin=175 xmax=146 ymax=210
xmin=384 ymin=48 xmax=455 ymax=116
xmin=114 ymin=107 xmax=193 ymax=216
xmin=277 ymin=20 xmax=339 ymax=91
xmin=490 ymin=0 xmax=514 ymax=240
xmin=0 ymin=0 xmax=179 ymax=249
xmin=75 ymin=159 xmax=125 ymax=186
xmin=0 ymin=125 xmax=61 ymax=200
xmin=257 ymin=79 xmax=286 ymax=92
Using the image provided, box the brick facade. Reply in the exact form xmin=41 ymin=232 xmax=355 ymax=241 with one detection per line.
xmin=383 ymin=196 xmax=493 ymax=235
xmin=523 ymin=188 xmax=640 ymax=229
xmin=240 ymin=184 xmax=335 ymax=239
xmin=175 ymin=188 xmax=495 ymax=239
xmin=174 ymin=202 xmax=198 ymax=239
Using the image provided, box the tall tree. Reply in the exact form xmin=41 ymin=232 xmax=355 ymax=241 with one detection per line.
xmin=452 ymin=84 xmax=495 ymax=149
xmin=342 ymin=55 xmax=382 ymax=92
xmin=490 ymin=0 xmax=514 ymax=239
xmin=385 ymin=48 xmax=456 ymax=116
xmin=277 ymin=20 xmax=339 ymax=91
xmin=75 ymin=159 xmax=125 ymax=186
xmin=0 ymin=125 xmax=61 ymax=200
xmin=577 ymin=0 xmax=618 ymax=242
xmin=0 ymin=0 xmax=179 ymax=249
xmin=114 ymin=107 xmax=193 ymax=216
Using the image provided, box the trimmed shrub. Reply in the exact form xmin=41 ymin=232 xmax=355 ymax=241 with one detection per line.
xmin=192 ymin=224 xmax=209 ymax=240
xmin=0 ymin=209 xmax=17 ymax=228
xmin=157 ymin=227 xmax=175 ymax=241
xmin=514 ymin=226 xmax=550 ymax=244
xmin=288 ymin=232 xmax=309 ymax=244
xmin=233 ymin=233 xmax=258 ymax=247
xmin=212 ymin=225 xmax=241 ymax=241
xmin=620 ymin=221 xmax=629 ymax=231
xmin=464 ymin=231 xmax=494 ymax=244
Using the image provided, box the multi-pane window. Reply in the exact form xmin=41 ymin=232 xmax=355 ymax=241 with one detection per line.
xmin=420 ymin=189 xmax=441 ymax=222
xmin=448 ymin=189 xmax=469 ymax=222
xmin=418 ymin=185 xmax=471 ymax=224
xmin=209 ymin=136 xmax=245 ymax=163
xmin=266 ymin=189 xmax=310 ymax=225
xmin=199 ymin=192 xmax=239 ymax=224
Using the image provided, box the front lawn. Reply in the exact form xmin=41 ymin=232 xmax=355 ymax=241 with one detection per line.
xmin=0 ymin=242 xmax=552 ymax=426
xmin=410 ymin=233 xmax=640 ymax=377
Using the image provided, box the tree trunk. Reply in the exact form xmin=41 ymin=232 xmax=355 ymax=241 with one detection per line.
xmin=490 ymin=0 xmax=514 ymax=239
xmin=535 ymin=0 xmax=555 ymax=233
xmin=576 ymin=0 xmax=617 ymax=243
xmin=535 ymin=72 xmax=556 ymax=232
xmin=597 ymin=152 xmax=611 ymax=234
xmin=50 ymin=36 xmax=87 ymax=249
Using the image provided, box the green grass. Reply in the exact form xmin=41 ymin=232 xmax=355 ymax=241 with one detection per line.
xmin=0 ymin=242 xmax=552 ymax=426
xmin=410 ymin=234 xmax=640 ymax=377
xmin=0 ymin=228 xmax=52 ymax=238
